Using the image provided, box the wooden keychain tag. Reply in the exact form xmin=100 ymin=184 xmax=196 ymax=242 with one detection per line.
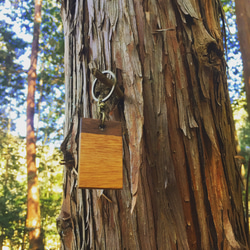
xmin=78 ymin=118 xmax=123 ymax=189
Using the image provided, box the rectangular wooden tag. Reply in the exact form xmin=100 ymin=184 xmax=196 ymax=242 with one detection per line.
xmin=78 ymin=118 xmax=123 ymax=189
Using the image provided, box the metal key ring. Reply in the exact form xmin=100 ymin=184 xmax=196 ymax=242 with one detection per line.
xmin=92 ymin=70 xmax=117 ymax=102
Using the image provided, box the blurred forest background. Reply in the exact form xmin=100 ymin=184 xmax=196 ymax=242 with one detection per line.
xmin=0 ymin=0 xmax=249 ymax=249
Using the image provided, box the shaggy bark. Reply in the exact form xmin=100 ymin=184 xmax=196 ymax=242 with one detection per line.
xmin=57 ymin=0 xmax=248 ymax=249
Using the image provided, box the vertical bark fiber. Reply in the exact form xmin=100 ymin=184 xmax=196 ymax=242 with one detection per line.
xmin=26 ymin=0 xmax=44 ymax=249
xmin=58 ymin=0 xmax=248 ymax=249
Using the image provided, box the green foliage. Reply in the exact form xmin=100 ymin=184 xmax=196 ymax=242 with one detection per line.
xmin=221 ymin=0 xmax=235 ymax=14
xmin=221 ymin=0 xmax=250 ymax=162
xmin=0 ymin=0 xmax=65 ymax=248
xmin=0 ymin=129 xmax=28 ymax=249
xmin=222 ymin=1 xmax=250 ymax=227
xmin=221 ymin=0 xmax=243 ymax=103
xmin=0 ymin=20 xmax=27 ymax=130
xmin=36 ymin=0 xmax=65 ymax=145
xmin=0 ymin=0 xmax=249 ymax=248
xmin=238 ymin=120 xmax=250 ymax=162
xmin=232 ymin=83 xmax=250 ymax=162
xmin=0 ymin=129 xmax=63 ymax=249
xmin=37 ymin=145 xmax=63 ymax=249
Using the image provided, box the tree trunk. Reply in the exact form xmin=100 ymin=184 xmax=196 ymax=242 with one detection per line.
xmin=26 ymin=0 xmax=44 ymax=249
xmin=58 ymin=0 xmax=249 ymax=249
xmin=235 ymin=0 xmax=250 ymax=115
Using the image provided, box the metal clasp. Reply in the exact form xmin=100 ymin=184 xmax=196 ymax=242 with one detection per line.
xmin=97 ymin=100 xmax=106 ymax=129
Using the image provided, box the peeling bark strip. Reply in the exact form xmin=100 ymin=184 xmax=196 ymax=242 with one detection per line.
xmin=59 ymin=0 xmax=248 ymax=249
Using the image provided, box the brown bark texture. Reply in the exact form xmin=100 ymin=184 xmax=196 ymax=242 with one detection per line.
xmin=58 ymin=0 xmax=249 ymax=249
xmin=26 ymin=0 xmax=44 ymax=249
xmin=235 ymin=0 xmax=250 ymax=115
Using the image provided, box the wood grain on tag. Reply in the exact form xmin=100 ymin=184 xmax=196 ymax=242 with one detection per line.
xmin=78 ymin=118 xmax=123 ymax=189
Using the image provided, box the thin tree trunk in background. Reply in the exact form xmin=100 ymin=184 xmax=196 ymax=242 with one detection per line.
xmin=235 ymin=0 xmax=250 ymax=115
xmin=26 ymin=0 xmax=44 ymax=249
xmin=58 ymin=0 xmax=249 ymax=249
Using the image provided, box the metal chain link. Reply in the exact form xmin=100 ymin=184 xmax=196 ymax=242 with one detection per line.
xmin=97 ymin=99 xmax=106 ymax=129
